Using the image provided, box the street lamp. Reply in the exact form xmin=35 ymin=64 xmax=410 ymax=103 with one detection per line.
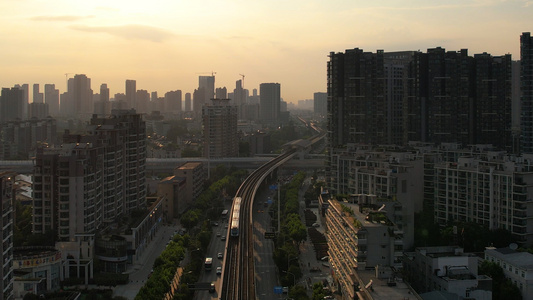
xmin=282 ymin=270 xmax=295 ymax=286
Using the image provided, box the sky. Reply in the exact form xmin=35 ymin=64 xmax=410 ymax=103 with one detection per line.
xmin=0 ymin=0 xmax=531 ymax=104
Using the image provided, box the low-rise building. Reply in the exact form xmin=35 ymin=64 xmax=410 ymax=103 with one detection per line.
xmin=403 ymin=246 xmax=492 ymax=299
xmin=13 ymin=247 xmax=61 ymax=299
xmin=484 ymin=246 xmax=533 ymax=299
xmin=173 ymin=162 xmax=205 ymax=205
xmin=158 ymin=176 xmax=187 ymax=220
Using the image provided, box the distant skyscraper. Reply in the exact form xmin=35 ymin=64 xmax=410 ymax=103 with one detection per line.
xmin=64 ymin=74 xmax=92 ymax=116
xmin=125 ymin=79 xmax=136 ymax=109
xmin=164 ymin=90 xmax=182 ymax=113
xmin=44 ymin=84 xmax=59 ymax=116
xmin=0 ymin=87 xmax=24 ymax=122
xmin=136 ymin=89 xmax=150 ymax=114
xmin=521 ymin=32 xmax=533 ymax=153
xmin=184 ymin=93 xmax=192 ymax=111
xmin=28 ymin=102 xmax=49 ymax=119
xmin=216 ymin=87 xmax=227 ymax=99
xmin=100 ymin=84 xmax=110 ymax=102
xmin=234 ymin=80 xmax=245 ymax=106
xmin=196 ymin=76 xmax=215 ymax=113
xmin=248 ymin=88 xmax=260 ymax=105
xmin=259 ymin=83 xmax=281 ymax=125
xmin=202 ymin=98 xmax=238 ymax=158
xmin=233 ymin=80 xmax=246 ymax=119
xmin=313 ymin=92 xmax=327 ymax=116
xmin=33 ymin=83 xmax=44 ymax=103
xmin=14 ymin=84 xmax=28 ymax=119
xmin=93 ymin=84 xmax=110 ymax=116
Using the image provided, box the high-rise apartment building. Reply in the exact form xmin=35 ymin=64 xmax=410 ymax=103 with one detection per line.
xmin=434 ymin=154 xmax=533 ymax=245
xmin=164 ymin=90 xmax=182 ymax=113
xmin=33 ymin=84 xmax=44 ymax=103
xmin=202 ymin=98 xmax=238 ymax=158
xmin=215 ymin=87 xmax=227 ymax=99
xmin=196 ymin=76 xmax=215 ymax=114
xmin=44 ymin=84 xmax=59 ymax=117
xmin=184 ymin=93 xmax=191 ymax=111
xmin=521 ymin=32 xmax=533 ymax=153
xmin=125 ymin=79 xmax=136 ymax=110
xmin=100 ymin=84 xmax=110 ymax=102
xmin=87 ymin=109 xmax=146 ymax=215
xmin=328 ymin=47 xmax=512 ymax=149
xmin=313 ymin=92 xmax=327 ymax=116
xmin=473 ymin=52 xmax=512 ymax=149
xmin=259 ymin=83 xmax=281 ymax=125
xmin=0 ymin=173 xmax=14 ymax=300
xmin=320 ymin=195 xmax=410 ymax=299
xmin=136 ymin=89 xmax=150 ymax=114
xmin=13 ymin=84 xmax=29 ymax=120
xmin=327 ymin=49 xmax=387 ymax=146
xmin=28 ymin=102 xmax=49 ymax=119
xmin=62 ymin=74 xmax=92 ymax=116
xmin=232 ymin=80 xmax=247 ymax=119
xmin=0 ymin=87 xmax=25 ymax=122
xmin=33 ymin=109 xmax=146 ymax=241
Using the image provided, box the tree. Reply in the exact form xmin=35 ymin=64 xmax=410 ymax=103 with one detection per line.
xmin=289 ymin=284 xmax=310 ymax=300
xmin=312 ymin=282 xmax=327 ymax=300
xmin=286 ymin=213 xmax=307 ymax=247
xmin=180 ymin=209 xmax=201 ymax=229
xmin=479 ymin=260 xmax=522 ymax=300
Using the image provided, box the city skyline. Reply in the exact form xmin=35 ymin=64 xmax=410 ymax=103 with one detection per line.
xmin=0 ymin=0 xmax=531 ymax=103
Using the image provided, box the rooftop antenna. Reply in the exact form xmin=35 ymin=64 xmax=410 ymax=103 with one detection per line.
xmin=64 ymin=73 xmax=72 ymax=91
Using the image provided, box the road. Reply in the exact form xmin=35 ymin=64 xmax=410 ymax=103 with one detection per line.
xmin=195 ymin=200 xmax=233 ymax=300
xmin=253 ymin=188 xmax=281 ymax=299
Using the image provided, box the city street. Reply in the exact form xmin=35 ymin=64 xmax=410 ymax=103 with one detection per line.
xmin=194 ymin=200 xmax=233 ymax=300
xmin=113 ymin=223 xmax=182 ymax=300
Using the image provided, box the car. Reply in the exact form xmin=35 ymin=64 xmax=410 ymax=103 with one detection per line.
xmin=221 ymin=235 xmax=226 ymax=241
xmin=217 ymin=252 xmax=223 ymax=259
xmin=209 ymin=282 xmax=216 ymax=293
xmin=216 ymin=266 xmax=222 ymax=275
xmin=282 ymin=286 xmax=289 ymax=294
xmin=216 ymin=232 xmax=221 ymax=237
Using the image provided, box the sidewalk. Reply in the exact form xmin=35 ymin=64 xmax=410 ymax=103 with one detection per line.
xmin=113 ymin=223 xmax=182 ymax=299
xmin=297 ymin=177 xmax=332 ymax=296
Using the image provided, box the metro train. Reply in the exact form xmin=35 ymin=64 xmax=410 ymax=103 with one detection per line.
xmin=230 ymin=197 xmax=241 ymax=237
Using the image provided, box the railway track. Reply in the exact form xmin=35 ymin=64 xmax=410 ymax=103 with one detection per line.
xmin=220 ymin=150 xmax=296 ymax=299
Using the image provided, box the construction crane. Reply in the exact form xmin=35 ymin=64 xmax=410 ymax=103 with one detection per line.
xmin=196 ymin=71 xmax=217 ymax=76
xmin=239 ymin=74 xmax=245 ymax=88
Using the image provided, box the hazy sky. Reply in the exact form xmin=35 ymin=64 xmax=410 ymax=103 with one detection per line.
xmin=1 ymin=0 xmax=531 ymax=103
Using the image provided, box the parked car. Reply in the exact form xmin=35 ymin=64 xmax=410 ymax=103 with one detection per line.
xmin=216 ymin=267 xmax=222 ymax=275
xmin=217 ymin=252 xmax=223 ymax=259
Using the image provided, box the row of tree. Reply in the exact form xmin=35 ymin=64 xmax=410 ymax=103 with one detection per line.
xmin=272 ymin=172 xmax=308 ymax=287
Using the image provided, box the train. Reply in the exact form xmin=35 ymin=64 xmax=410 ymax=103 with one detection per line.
xmin=230 ymin=196 xmax=241 ymax=237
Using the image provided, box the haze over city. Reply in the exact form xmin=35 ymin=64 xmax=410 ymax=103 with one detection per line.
xmin=1 ymin=0 xmax=531 ymax=103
